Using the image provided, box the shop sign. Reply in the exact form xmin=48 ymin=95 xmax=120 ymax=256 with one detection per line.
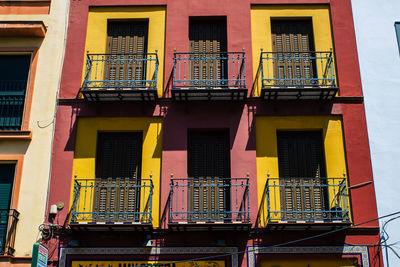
xmin=31 ymin=243 xmax=48 ymax=267
xmin=71 ymin=260 xmax=225 ymax=267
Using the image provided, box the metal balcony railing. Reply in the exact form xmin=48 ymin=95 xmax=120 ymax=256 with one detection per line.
xmin=264 ymin=178 xmax=350 ymax=223
xmin=0 ymin=80 xmax=27 ymax=130
xmin=173 ymin=52 xmax=246 ymax=89
xmin=169 ymin=178 xmax=250 ymax=223
xmin=71 ymin=179 xmax=153 ymax=224
xmin=0 ymin=209 xmax=19 ymax=256
xmin=260 ymin=51 xmax=336 ymax=89
xmin=82 ymin=53 xmax=159 ymax=91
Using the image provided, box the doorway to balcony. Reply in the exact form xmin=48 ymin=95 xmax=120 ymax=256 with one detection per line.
xmin=187 ymin=130 xmax=231 ymax=222
xmin=94 ymin=132 xmax=143 ymax=222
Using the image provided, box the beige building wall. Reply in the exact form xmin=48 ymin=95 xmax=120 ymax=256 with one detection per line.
xmin=0 ymin=0 xmax=69 ymax=260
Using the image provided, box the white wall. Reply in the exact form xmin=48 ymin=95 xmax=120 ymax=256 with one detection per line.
xmin=0 ymin=0 xmax=69 ymax=257
xmin=351 ymin=0 xmax=400 ymax=266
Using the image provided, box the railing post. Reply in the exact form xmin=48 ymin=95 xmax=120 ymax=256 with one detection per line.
xmin=154 ymin=51 xmax=159 ymax=91
xmin=173 ymin=49 xmax=177 ymax=89
xmin=149 ymin=180 xmax=153 ymax=224
xmin=245 ymin=174 xmax=250 ymax=222
xmin=169 ymin=174 xmax=174 ymax=223
xmin=242 ymin=48 xmax=246 ymax=88
xmin=260 ymin=49 xmax=264 ymax=88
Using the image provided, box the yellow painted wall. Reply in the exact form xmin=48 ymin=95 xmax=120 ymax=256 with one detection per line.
xmin=84 ymin=6 xmax=166 ymax=97
xmin=72 ymin=117 xmax=163 ymax=227
xmin=260 ymin=258 xmax=356 ymax=267
xmin=255 ymin=116 xmax=349 ymax=225
xmin=0 ymin=0 xmax=69 ymax=258
xmin=250 ymin=5 xmax=334 ymax=96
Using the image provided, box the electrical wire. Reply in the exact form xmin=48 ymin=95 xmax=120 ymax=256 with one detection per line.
xmin=343 ymin=215 xmax=400 ymax=248
xmin=387 ymin=246 xmax=400 ymax=260
xmin=147 ymin=210 xmax=400 ymax=265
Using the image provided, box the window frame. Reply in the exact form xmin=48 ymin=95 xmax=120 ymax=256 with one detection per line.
xmin=0 ymin=47 xmax=39 ymax=135
xmin=0 ymin=156 xmax=24 ymax=210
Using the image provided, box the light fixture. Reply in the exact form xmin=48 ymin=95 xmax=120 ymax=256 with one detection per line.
xmin=49 ymin=205 xmax=58 ymax=215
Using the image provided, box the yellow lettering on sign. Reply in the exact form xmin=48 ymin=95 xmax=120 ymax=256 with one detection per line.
xmin=72 ymin=261 xmax=225 ymax=267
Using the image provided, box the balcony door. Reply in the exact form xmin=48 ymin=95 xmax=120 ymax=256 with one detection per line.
xmin=271 ymin=20 xmax=316 ymax=87
xmin=189 ymin=18 xmax=227 ymax=87
xmin=277 ymin=131 xmax=328 ymax=220
xmin=95 ymin=132 xmax=142 ymax=222
xmin=105 ymin=21 xmax=148 ymax=88
xmin=188 ymin=131 xmax=231 ymax=221
xmin=0 ymin=164 xmax=15 ymax=254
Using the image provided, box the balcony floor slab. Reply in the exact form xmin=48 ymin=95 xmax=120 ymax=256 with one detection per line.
xmin=261 ymin=87 xmax=338 ymax=100
xmin=172 ymin=88 xmax=247 ymax=101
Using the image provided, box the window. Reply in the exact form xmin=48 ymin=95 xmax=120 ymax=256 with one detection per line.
xmin=94 ymin=132 xmax=143 ymax=221
xmin=271 ymin=19 xmax=316 ymax=87
xmin=395 ymin=22 xmax=400 ymax=53
xmin=187 ymin=131 xmax=230 ymax=221
xmin=189 ymin=17 xmax=227 ymax=87
xmin=277 ymin=131 xmax=328 ymax=220
xmin=105 ymin=21 xmax=149 ymax=87
xmin=0 ymin=164 xmax=15 ymax=254
xmin=0 ymin=55 xmax=31 ymax=130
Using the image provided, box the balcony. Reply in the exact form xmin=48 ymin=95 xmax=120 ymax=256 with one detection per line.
xmin=259 ymin=51 xmax=337 ymax=100
xmin=172 ymin=52 xmax=247 ymax=101
xmin=169 ymin=178 xmax=250 ymax=231
xmin=0 ymin=80 xmax=26 ymax=130
xmin=0 ymin=209 xmax=19 ymax=256
xmin=81 ymin=53 xmax=159 ymax=101
xmin=70 ymin=179 xmax=153 ymax=231
xmin=260 ymin=178 xmax=350 ymax=230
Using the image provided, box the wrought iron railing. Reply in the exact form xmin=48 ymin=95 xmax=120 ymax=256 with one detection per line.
xmin=0 ymin=209 xmax=19 ymax=256
xmin=173 ymin=52 xmax=246 ymax=89
xmin=71 ymin=179 xmax=153 ymax=224
xmin=82 ymin=53 xmax=159 ymax=91
xmin=260 ymin=51 xmax=336 ymax=89
xmin=264 ymin=177 xmax=350 ymax=223
xmin=169 ymin=178 xmax=250 ymax=223
xmin=0 ymin=80 xmax=27 ymax=130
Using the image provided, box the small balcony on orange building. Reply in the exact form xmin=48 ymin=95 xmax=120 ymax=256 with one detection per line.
xmin=172 ymin=52 xmax=247 ymax=101
xmin=258 ymin=177 xmax=350 ymax=230
xmin=259 ymin=51 xmax=338 ymax=100
xmin=168 ymin=177 xmax=251 ymax=231
xmin=69 ymin=179 xmax=153 ymax=231
xmin=0 ymin=209 xmax=19 ymax=256
xmin=81 ymin=53 xmax=159 ymax=101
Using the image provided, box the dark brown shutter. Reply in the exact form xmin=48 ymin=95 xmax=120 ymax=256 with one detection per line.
xmin=277 ymin=131 xmax=327 ymax=220
xmin=271 ymin=20 xmax=316 ymax=86
xmin=187 ymin=131 xmax=230 ymax=221
xmin=95 ymin=132 xmax=142 ymax=221
xmin=189 ymin=18 xmax=227 ymax=86
xmin=106 ymin=21 xmax=148 ymax=87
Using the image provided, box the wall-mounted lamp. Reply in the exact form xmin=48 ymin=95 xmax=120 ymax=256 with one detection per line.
xmin=49 ymin=205 xmax=58 ymax=215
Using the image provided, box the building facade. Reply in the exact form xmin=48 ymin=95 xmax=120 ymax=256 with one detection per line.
xmin=46 ymin=0 xmax=382 ymax=266
xmin=351 ymin=0 xmax=400 ymax=266
xmin=0 ymin=0 xmax=68 ymax=266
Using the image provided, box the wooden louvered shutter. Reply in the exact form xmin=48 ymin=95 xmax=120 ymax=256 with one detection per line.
xmin=189 ymin=19 xmax=227 ymax=87
xmin=106 ymin=21 xmax=148 ymax=88
xmin=95 ymin=132 xmax=142 ymax=222
xmin=277 ymin=131 xmax=327 ymax=220
xmin=188 ymin=131 xmax=230 ymax=221
xmin=271 ymin=20 xmax=316 ymax=86
xmin=0 ymin=164 xmax=14 ymax=253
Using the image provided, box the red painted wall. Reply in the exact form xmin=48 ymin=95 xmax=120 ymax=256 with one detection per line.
xmin=46 ymin=0 xmax=381 ymax=265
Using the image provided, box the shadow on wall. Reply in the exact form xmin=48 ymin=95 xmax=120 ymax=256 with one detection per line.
xmin=161 ymin=102 xmax=245 ymax=151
